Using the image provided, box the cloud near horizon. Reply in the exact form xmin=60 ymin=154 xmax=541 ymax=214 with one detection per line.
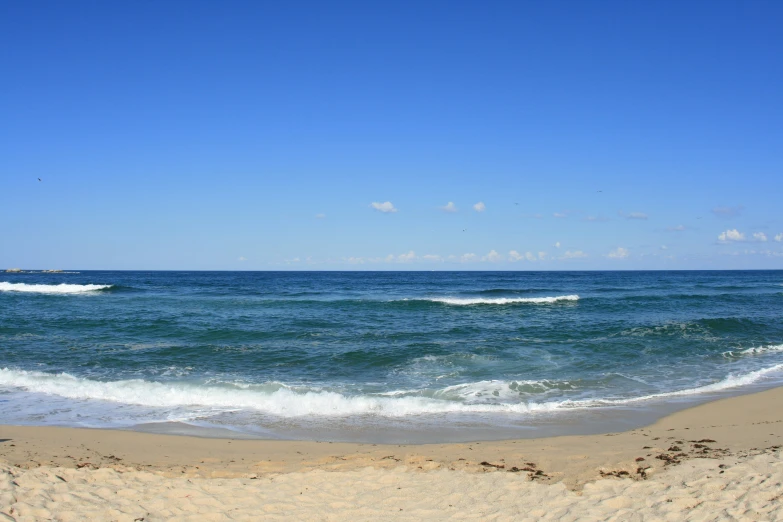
xmin=606 ymin=247 xmax=629 ymax=259
xmin=440 ymin=202 xmax=458 ymax=212
xmin=397 ymin=250 xmax=417 ymax=262
xmin=717 ymin=229 xmax=769 ymax=243
xmin=718 ymin=229 xmax=745 ymax=242
xmin=508 ymin=250 xmax=540 ymax=262
xmin=473 ymin=201 xmax=486 ymax=212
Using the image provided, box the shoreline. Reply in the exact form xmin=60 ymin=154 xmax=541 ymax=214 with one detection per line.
xmin=3 ymin=364 xmax=782 ymax=445
xmin=3 ymin=386 xmax=783 ymax=519
xmin=2 ymin=385 xmax=782 ymax=488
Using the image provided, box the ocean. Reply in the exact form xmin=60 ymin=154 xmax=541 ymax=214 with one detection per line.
xmin=1 ymin=270 xmax=782 ymax=442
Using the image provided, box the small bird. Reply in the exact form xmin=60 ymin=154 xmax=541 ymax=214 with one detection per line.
xmin=37 ymin=178 xmax=42 ymax=182
xmin=514 ymin=202 xmax=519 ymax=205
xmin=463 ymin=229 xmax=467 ymax=232
xmin=597 ymin=190 xmax=602 ymax=193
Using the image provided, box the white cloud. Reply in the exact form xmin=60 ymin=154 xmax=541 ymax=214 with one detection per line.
xmin=666 ymin=225 xmax=686 ymax=232
xmin=554 ymin=241 xmax=561 ymax=248
xmin=315 ymin=213 xmax=326 ymax=219
xmin=422 ymin=254 xmax=443 ymax=262
xmin=370 ymin=201 xmax=398 ymax=213
xmin=583 ymin=216 xmax=609 ymax=222
xmin=718 ymin=229 xmax=746 ymax=242
xmin=561 ymin=250 xmax=587 ymax=259
xmin=500 ymin=250 xmax=550 ymax=262
xmin=397 ymin=250 xmax=417 ymax=262
xmin=721 ymin=231 xmax=768 ymax=243
xmin=345 ymin=253 xmax=422 ymax=264
xmin=440 ymin=202 xmax=458 ymax=212
xmin=606 ymin=247 xmax=629 ymax=259
xmin=238 ymin=256 xmax=247 ymax=262
xmin=473 ymin=201 xmax=486 ymax=212
xmin=660 ymin=245 xmax=668 ymax=250
xmin=553 ymin=212 xmax=567 ymax=218
xmin=461 ymin=253 xmax=478 ymax=263
xmin=712 ymin=205 xmax=743 ymax=218
xmin=776 ymin=233 xmax=783 ymax=242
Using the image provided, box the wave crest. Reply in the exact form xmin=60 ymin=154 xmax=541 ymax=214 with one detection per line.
xmin=723 ymin=343 xmax=783 ymax=358
xmin=0 ymin=282 xmax=113 ymax=294
xmin=420 ymin=295 xmax=580 ymax=306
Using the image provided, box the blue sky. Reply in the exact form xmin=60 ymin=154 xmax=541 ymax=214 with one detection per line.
xmin=2 ymin=1 xmax=782 ymax=270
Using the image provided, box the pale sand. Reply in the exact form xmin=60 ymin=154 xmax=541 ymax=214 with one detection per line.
xmin=2 ymin=387 xmax=783 ymax=521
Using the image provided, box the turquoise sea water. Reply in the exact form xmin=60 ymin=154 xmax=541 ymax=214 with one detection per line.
xmin=1 ymin=271 xmax=782 ymax=442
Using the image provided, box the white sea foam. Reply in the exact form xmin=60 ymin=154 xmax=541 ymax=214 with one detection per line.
xmin=2 ymin=364 xmax=781 ymax=418
xmin=722 ymin=343 xmax=783 ymax=358
xmin=739 ymin=344 xmax=783 ymax=355
xmin=0 ymin=369 xmax=560 ymax=416
xmin=0 ymin=282 xmax=112 ymax=294
xmin=558 ymin=363 xmax=783 ymax=408
xmin=423 ymin=295 xmax=580 ymax=305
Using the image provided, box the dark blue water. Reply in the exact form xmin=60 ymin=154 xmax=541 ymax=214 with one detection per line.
xmin=1 ymin=271 xmax=782 ymax=442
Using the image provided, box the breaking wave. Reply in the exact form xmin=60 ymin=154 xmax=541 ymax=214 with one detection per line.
xmin=0 ymin=282 xmax=113 ymax=294
xmin=1 ymin=363 xmax=780 ymax=418
xmin=723 ymin=343 xmax=783 ymax=358
xmin=417 ymin=295 xmax=580 ymax=305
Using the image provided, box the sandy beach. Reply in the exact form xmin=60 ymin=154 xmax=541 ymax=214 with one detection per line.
xmin=2 ymin=387 xmax=783 ymax=520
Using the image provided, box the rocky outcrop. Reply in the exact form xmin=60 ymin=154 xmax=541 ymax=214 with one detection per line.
xmin=6 ymin=268 xmax=23 ymax=273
